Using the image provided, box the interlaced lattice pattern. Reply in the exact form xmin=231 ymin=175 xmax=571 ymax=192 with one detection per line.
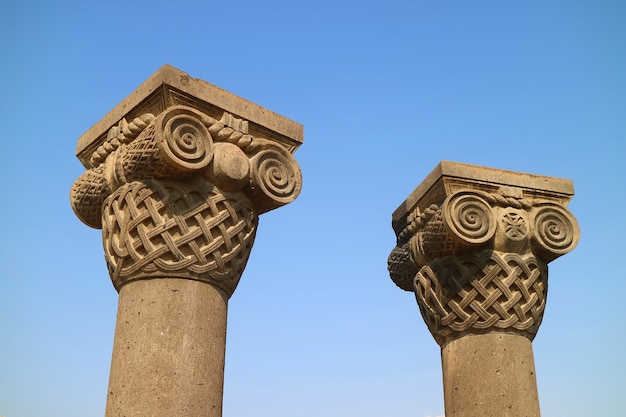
xmin=418 ymin=210 xmax=466 ymax=260
xmin=70 ymin=165 xmax=108 ymax=229
xmin=115 ymin=123 xmax=193 ymax=184
xmin=414 ymin=250 xmax=546 ymax=344
xmin=102 ymin=178 xmax=257 ymax=296
xmin=387 ymin=243 xmax=418 ymax=291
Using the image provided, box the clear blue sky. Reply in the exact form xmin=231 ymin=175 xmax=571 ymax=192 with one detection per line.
xmin=1 ymin=1 xmax=624 ymax=416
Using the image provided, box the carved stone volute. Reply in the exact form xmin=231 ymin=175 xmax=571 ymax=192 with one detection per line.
xmin=388 ymin=162 xmax=579 ymax=345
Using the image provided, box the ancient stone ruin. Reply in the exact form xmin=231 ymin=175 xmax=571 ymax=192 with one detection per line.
xmin=70 ymin=65 xmax=303 ymax=417
xmin=388 ymin=161 xmax=579 ymax=417
xmin=70 ymin=67 xmax=579 ymax=417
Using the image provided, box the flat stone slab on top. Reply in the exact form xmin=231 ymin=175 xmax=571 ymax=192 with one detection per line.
xmin=392 ymin=161 xmax=575 ymax=235
xmin=76 ymin=65 xmax=303 ymax=168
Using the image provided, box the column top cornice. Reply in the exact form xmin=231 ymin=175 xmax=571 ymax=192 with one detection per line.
xmin=76 ymin=64 xmax=303 ymax=168
xmin=392 ymin=161 xmax=575 ymax=230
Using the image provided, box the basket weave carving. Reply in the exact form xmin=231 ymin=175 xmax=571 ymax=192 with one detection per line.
xmin=102 ymin=178 xmax=257 ymax=296
xmin=414 ymin=250 xmax=547 ymax=344
xmin=418 ymin=209 xmax=468 ymax=260
xmin=387 ymin=243 xmax=417 ymax=291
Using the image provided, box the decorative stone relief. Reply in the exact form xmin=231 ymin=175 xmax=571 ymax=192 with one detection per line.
xmin=72 ymin=105 xmax=301 ymax=295
xmin=71 ymin=66 xmax=303 ymax=297
xmin=388 ymin=162 xmax=579 ymax=345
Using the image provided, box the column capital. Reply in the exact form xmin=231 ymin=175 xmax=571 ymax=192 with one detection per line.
xmin=70 ymin=66 xmax=303 ymax=296
xmin=388 ymin=161 xmax=579 ymax=344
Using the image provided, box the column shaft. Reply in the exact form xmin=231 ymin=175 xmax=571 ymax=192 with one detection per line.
xmin=105 ymin=278 xmax=227 ymax=417
xmin=441 ymin=333 xmax=540 ymax=417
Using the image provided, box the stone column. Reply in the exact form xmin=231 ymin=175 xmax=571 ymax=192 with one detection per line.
xmin=388 ymin=161 xmax=579 ymax=417
xmin=70 ymin=65 xmax=303 ymax=417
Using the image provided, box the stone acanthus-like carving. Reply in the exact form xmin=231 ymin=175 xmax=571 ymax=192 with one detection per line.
xmin=71 ymin=105 xmax=302 ymax=296
xmin=388 ymin=170 xmax=579 ymax=345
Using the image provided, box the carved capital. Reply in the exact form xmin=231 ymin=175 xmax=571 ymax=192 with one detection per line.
xmin=388 ymin=162 xmax=579 ymax=344
xmin=71 ymin=66 xmax=303 ymax=296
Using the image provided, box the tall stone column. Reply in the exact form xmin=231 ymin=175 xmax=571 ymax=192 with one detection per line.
xmin=388 ymin=161 xmax=579 ymax=417
xmin=70 ymin=65 xmax=303 ymax=417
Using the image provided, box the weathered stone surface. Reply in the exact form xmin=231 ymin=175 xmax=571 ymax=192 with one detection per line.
xmin=442 ymin=333 xmax=540 ymax=417
xmin=99 ymin=177 xmax=258 ymax=296
xmin=388 ymin=161 xmax=579 ymax=417
xmin=71 ymin=68 xmax=304 ymax=235
xmin=70 ymin=65 xmax=303 ymax=417
xmin=71 ymin=67 xmax=304 ymax=295
xmin=106 ymin=279 xmax=227 ymax=417
xmin=388 ymin=161 xmax=579 ymax=344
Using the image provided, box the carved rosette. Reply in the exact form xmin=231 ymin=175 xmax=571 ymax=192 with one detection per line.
xmin=71 ymin=105 xmax=302 ymax=296
xmin=389 ymin=188 xmax=579 ymax=344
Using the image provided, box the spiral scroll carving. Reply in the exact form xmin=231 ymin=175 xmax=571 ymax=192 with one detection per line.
xmin=532 ymin=204 xmax=579 ymax=259
xmin=155 ymin=106 xmax=214 ymax=171
xmin=72 ymin=104 xmax=303 ymax=235
xmin=414 ymin=250 xmax=547 ymax=344
xmin=102 ymin=179 xmax=257 ymax=297
xmin=249 ymin=147 xmax=302 ymax=213
xmin=442 ymin=192 xmax=496 ymax=245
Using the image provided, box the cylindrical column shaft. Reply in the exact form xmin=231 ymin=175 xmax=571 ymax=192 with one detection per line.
xmin=441 ymin=333 xmax=540 ymax=417
xmin=105 ymin=278 xmax=228 ymax=417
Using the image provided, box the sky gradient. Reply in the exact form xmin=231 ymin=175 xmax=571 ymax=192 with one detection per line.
xmin=1 ymin=1 xmax=625 ymax=416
